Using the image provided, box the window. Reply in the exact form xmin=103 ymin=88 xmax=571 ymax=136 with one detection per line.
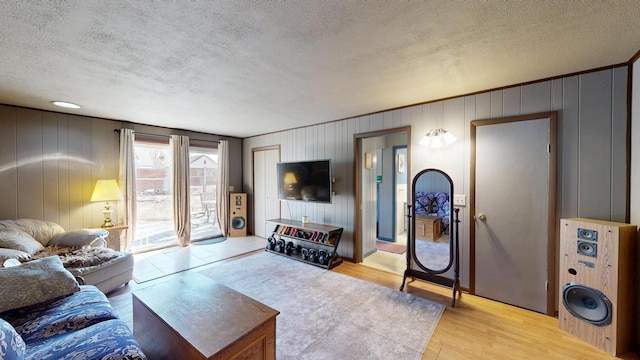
xmin=133 ymin=139 xmax=176 ymax=250
xmin=189 ymin=146 xmax=222 ymax=241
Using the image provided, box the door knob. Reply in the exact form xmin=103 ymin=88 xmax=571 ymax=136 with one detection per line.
xmin=476 ymin=213 xmax=487 ymax=221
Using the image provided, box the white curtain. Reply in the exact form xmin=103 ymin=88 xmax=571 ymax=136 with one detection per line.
xmin=118 ymin=129 xmax=136 ymax=251
xmin=216 ymin=140 xmax=229 ymax=236
xmin=170 ymin=135 xmax=191 ymax=246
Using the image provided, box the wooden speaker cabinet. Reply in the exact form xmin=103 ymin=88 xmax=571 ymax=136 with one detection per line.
xmin=229 ymin=193 xmax=247 ymax=237
xmin=559 ymin=218 xmax=637 ymax=356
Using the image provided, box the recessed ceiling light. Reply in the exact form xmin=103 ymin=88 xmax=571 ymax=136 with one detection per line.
xmin=51 ymin=101 xmax=81 ymax=109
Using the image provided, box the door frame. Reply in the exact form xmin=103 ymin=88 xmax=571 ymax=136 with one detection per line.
xmin=251 ymin=145 xmax=281 ymax=237
xmin=469 ymin=111 xmax=557 ymax=315
xmin=354 ymin=126 xmax=411 ymax=263
xmin=392 ymin=145 xmax=408 ymax=242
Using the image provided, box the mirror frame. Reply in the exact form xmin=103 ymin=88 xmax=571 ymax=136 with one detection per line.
xmin=410 ymin=168 xmax=454 ymax=274
xmin=402 ymin=168 xmax=461 ymax=306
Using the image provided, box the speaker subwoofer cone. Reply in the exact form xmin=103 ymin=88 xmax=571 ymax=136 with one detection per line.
xmin=562 ymin=282 xmax=612 ymax=326
xmin=231 ymin=217 xmax=245 ymax=229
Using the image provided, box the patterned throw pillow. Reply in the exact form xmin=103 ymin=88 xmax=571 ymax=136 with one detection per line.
xmin=0 ymin=318 xmax=26 ymax=360
xmin=0 ymin=227 xmax=44 ymax=256
xmin=0 ymin=256 xmax=80 ymax=313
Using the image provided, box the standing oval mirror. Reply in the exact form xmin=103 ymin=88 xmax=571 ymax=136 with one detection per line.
xmin=401 ymin=168 xmax=460 ymax=306
xmin=411 ymin=168 xmax=453 ymax=273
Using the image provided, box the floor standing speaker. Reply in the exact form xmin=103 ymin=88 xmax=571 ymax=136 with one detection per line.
xmin=229 ymin=193 xmax=247 ymax=237
xmin=559 ymin=218 xmax=637 ymax=356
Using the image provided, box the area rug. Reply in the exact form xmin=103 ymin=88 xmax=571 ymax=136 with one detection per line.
xmin=414 ymin=239 xmax=450 ymax=270
xmin=376 ymin=240 xmax=406 ymax=254
xmin=132 ymin=237 xmax=264 ymax=283
xmin=199 ymin=251 xmax=444 ymax=359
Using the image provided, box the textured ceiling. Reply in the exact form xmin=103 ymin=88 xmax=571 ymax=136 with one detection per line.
xmin=1 ymin=1 xmax=639 ymax=138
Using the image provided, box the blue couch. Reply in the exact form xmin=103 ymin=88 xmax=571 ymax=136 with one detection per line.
xmin=0 ymin=285 xmax=145 ymax=360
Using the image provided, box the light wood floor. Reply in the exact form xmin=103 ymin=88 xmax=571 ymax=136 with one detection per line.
xmin=362 ymin=248 xmax=406 ymax=274
xmin=333 ymin=262 xmax=638 ymax=360
xmin=110 ymin=241 xmax=638 ymax=360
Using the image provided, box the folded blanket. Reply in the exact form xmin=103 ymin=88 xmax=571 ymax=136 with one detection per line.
xmin=21 ymin=246 xmax=120 ymax=268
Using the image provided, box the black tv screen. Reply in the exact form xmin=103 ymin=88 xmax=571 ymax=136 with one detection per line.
xmin=277 ymin=160 xmax=332 ymax=203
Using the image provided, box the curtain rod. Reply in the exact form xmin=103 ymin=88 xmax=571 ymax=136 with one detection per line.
xmin=114 ymin=129 xmax=222 ymax=144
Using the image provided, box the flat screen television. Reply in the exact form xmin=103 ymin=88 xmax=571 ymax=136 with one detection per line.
xmin=277 ymin=160 xmax=332 ymax=203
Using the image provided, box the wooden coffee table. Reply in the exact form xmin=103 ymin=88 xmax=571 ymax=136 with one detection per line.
xmin=415 ymin=215 xmax=442 ymax=241
xmin=132 ymin=274 xmax=279 ymax=359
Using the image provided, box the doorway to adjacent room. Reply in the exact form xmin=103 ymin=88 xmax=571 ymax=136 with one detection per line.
xmin=355 ymin=127 xmax=410 ymax=275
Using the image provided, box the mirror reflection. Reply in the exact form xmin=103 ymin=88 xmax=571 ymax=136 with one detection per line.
xmin=412 ymin=169 xmax=452 ymax=272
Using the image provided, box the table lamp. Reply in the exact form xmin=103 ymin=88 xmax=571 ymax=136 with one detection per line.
xmin=91 ymin=179 xmax=124 ymax=228
xmin=283 ymin=172 xmax=297 ymax=197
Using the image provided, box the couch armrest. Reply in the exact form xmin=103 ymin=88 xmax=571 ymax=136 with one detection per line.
xmin=49 ymin=229 xmax=109 ymax=248
xmin=88 ymin=237 xmax=107 ymax=248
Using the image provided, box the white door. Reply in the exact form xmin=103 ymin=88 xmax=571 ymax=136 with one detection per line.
xmin=474 ymin=117 xmax=552 ymax=314
xmin=253 ymin=148 xmax=280 ymax=238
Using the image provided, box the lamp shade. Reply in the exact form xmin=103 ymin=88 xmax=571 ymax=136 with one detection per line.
xmin=283 ymin=172 xmax=297 ymax=185
xmin=419 ymin=128 xmax=457 ymax=148
xmin=91 ymin=180 xmax=124 ymax=202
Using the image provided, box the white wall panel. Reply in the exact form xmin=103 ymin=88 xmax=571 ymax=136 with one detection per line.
xmin=442 ymin=98 xmax=465 ymax=185
xmin=611 ymin=66 xmax=629 ymax=222
xmin=522 ymin=81 xmax=552 ymax=114
xmin=578 ymin=71 xmax=613 ymax=219
xmin=490 ymin=90 xmax=503 ymax=118
xmin=16 ymin=108 xmax=44 ymax=220
xmin=370 ymin=113 xmax=384 ymax=131
xmin=242 ymin=67 xmax=630 ymax=283
xmin=57 ymin=115 xmax=71 ymax=230
xmin=42 ymin=112 xmax=60 ymax=225
xmin=560 ymin=76 xmax=580 ymax=218
xmin=67 ymin=116 xmax=85 ymax=230
xmin=502 ymin=87 xmax=521 ymax=116
xmin=0 ymin=106 xmax=18 ymax=219
xmin=476 ymin=92 xmax=491 ymax=120
xmin=383 ymin=110 xmax=394 ymax=129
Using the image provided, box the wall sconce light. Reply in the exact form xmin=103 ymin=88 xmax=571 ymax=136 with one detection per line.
xmin=419 ymin=128 xmax=456 ymax=148
xmin=91 ymin=179 xmax=124 ymax=228
xmin=364 ymin=152 xmax=373 ymax=169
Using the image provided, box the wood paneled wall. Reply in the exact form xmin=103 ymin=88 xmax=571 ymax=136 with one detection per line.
xmin=243 ymin=66 xmax=630 ymax=289
xmin=0 ymin=105 xmax=243 ymax=231
xmin=415 ymin=171 xmax=450 ymax=194
xmin=0 ymin=106 xmax=121 ymax=230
